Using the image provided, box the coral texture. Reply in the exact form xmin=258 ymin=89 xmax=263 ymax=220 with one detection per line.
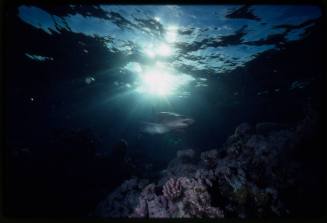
xmin=162 ymin=178 xmax=183 ymax=200
xmin=94 ymin=112 xmax=319 ymax=218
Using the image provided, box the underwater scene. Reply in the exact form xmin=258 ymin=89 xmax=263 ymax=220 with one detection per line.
xmin=4 ymin=4 xmax=326 ymax=218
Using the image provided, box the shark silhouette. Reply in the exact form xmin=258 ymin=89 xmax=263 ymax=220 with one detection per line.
xmin=141 ymin=112 xmax=194 ymax=135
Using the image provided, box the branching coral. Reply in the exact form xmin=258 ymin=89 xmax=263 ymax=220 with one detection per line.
xmin=162 ymin=178 xmax=182 ymax=200
xmin=131 ymin=183 xmax=170 ymax=218
xmin=180 ymin=177 xmax=224 ymax=218
xmin=195 ymin=169 xmax=216 ymax=187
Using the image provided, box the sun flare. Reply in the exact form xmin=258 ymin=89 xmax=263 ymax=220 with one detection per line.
xmin=137 ymin=66 xmax=176 ymax=96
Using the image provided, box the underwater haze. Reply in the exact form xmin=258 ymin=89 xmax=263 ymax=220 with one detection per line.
xmin=4 ymin=4 xmax=326 ymax=218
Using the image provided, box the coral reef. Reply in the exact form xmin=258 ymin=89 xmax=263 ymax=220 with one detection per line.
xmin=158 ymin=149 xmax=198 ymax=186
xmin=94 ymin=178 xmax=149 ymax=217
xmin=162 ymin=178 xmax=182 ymax=200
xmin=195 ymin=169 xmax=215 ymax=187
xmin=130 ymin=176 xmax=224 ymax=218
xmin=234 ymin=122 xmax=252 ymax=137
xmin=177 ymin=149 xmax=195 ymax=161
xmin=94 ymin=111 xmax=321 ymax=218
xmin=175 ymin=177 xmax=224 ymax=218
xmin=200 ymin=149 xmax=218 ymax=167
xmin=130 ymin=184 xmax=169 ymax=218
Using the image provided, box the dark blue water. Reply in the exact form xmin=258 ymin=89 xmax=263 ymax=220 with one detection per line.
xmin=4 ymin=4 xmax=325 ymax=217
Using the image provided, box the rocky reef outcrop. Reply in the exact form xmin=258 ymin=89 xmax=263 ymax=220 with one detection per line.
xmin=94 ymin=109 xmax=323 ymax=218
xmin=94 ymin=178 xmax=149 ymax=217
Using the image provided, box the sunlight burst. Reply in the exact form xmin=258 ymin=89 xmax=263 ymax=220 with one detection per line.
xmin=136 ymin=64 xmax=195 ymax=97
xmin=137 ymin=66 xmax=175 ymax=96
xmin=165 ymin=25 xmax=178 ymax=43
xmin=157 ymin=43 xmax=173 ymax=57
xmin=143 ymin=43 xmax=173 ymax=58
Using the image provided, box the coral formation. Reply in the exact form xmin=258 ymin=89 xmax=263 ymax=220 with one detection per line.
xmin=94 ymin=111 xmax=320 ymax=218
xmin=200 ymin=149 xmax=218 ymax=167
xmin=94 ymin=178 xmax=149 ymax=217
xmin=162 ymin=178 xmax=182 ymax=200
xmin=177 ymin=149 xmax=195 ymax=161
xmin=130 ymin=176 xmax=224 ymax=218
